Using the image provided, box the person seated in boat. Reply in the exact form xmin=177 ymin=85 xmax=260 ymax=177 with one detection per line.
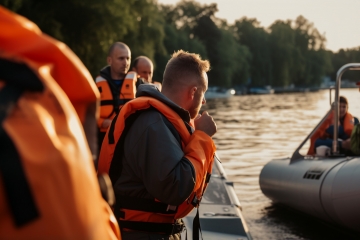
xmin=313 ymin=96 xmax=359 ymax=153
xmin=132 ymin=55 xmax=162 ymax=91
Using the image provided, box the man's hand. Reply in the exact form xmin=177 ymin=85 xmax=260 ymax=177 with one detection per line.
xmin=101 ymin=119 xmax=112 ymax=129
xmin=194 ymin=111 xmax=217 ymax=137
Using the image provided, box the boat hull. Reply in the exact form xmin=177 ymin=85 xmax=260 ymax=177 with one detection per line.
xmin=183 ymin=156 xmax=252 ymax=239
xmin=259 ymin=157 xmax=360 ymax=232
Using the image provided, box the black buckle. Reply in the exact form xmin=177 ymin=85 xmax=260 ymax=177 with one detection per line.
xmin=205 ymin=173 xmax=211 ymax=183
xmin=191 ymin=195 xmax=200 ymax=207
xmin=115 ymin=194 xmax=178 ymax=214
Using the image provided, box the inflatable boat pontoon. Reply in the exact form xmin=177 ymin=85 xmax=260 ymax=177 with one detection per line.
xmin=260 ymin=63 xmax=360 ymax=233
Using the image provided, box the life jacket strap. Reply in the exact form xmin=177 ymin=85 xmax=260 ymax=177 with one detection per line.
xmin=100 ymin=74 xmax=131 ymax=118
xmin=193 ymin=208 xmax=203 ymax=240
xmin=205 ymin=173 xmax=211 ymax=183
xmin=119 ymin=220 xmax=185 ymax=235
xmin=0 ymin=83 xmax=40 ymax=227
xmin=115 ymin=194 xmax=178 ymax=215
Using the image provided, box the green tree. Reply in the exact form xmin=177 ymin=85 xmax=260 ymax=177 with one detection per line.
xmin=122 ymin=0 xmax=166 ymax=71
xmin=163 ymin=0 xmax=250 ymax=87
xmin=0 ymin=0 xmax=165 ymax=77
xmin=233 ymin=18 xmax=271 ymax=87
xmin=2 ymin=0 xmax=341 ymax=88
xmin=269 ymin=20 xmax=296 ymax=87
xmin=292 ymin=15 xmax=330 ymax=87
xmin=214 ymin=24 xmax=251 ymax=87
xmin=193 ymin=15 xmax=224 ymax=85
xmin=329 ymin=47 xmax=360 ymax=81
xmin=153 ymin=3 xmax=208 ymax=81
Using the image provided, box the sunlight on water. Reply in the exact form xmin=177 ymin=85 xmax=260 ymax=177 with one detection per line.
xmin=202 ymin=89 xmax=360 ymax=240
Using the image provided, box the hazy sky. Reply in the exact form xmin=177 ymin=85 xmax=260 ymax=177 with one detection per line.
xmin=158 ymin=0 xmax=360 ymax=52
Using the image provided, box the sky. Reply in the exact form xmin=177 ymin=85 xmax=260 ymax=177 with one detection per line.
xmin=158 ymin=0 xmax=360 ymax=52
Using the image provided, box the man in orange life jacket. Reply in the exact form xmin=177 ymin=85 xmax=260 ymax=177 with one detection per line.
xmin=98 ymin=50 xmax=217 ymax=239
xmin=314 ymin=96 xmax=358 ymax=152
xmin=132 ymin=55 xmax=162 ymax=91
xmin=95 ymin=42 xmax=145 ymax=152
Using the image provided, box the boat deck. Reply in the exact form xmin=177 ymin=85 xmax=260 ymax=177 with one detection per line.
xmin=182 ymin=158 xmax=252 ymax=239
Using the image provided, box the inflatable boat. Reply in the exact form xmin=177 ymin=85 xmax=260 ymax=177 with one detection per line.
xmin=259 ymin=63 xmax=360 ymax=233
xmin=183 ymin=154 xmax=252 ymax=240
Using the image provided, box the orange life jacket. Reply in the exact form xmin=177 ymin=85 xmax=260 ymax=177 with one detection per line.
xmin=98 ymin=96 xmax=215 ymax=233
xmin=96 ymin=72 xmax=137 ymax=132
xmin=308 ymin=111 xmax=355 ymax=155
xmin=0 ymin=7 xmax=120 ymax=239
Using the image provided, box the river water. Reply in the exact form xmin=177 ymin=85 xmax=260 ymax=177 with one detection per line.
xmin=202 ymin=89 xmax=360 ymax=240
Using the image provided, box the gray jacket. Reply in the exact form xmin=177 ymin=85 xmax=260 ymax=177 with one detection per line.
xmin=113 ymin=84 xmax=196 ymax=205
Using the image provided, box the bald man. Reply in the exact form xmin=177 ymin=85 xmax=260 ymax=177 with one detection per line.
xmin=95 ymin=42 xmax=145 ymax=152
xmin=132 ymin=56 xmax=162 ymax=91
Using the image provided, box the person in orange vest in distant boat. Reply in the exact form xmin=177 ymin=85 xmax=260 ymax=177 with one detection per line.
xmin=132 ymin=56 xmax=162 ymax=91
xmin=314 ymin=96 xmax=359 ymax=154
xmin=95 ymin=42 xmax=145 ymax=152
xmin=98 ymin=50 xmax=217 ymax=239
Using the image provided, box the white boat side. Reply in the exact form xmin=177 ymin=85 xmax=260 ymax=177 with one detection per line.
xmin=183 ymin=154 xmax=252 ymax=240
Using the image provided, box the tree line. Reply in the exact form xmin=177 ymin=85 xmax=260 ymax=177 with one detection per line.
xmin=2 ymin=0 xmax=360 ymax=88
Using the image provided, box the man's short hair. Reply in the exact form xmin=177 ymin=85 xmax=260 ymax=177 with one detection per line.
xmin=108 ymin=42 xmax=129 ymax=56
xmin=163 ymin=50 xmax=210 ymax=89
xmin=133 ymin=56 xmax=153 ymax=69
xmin=340 ymin=96 xmax=348 ymax=105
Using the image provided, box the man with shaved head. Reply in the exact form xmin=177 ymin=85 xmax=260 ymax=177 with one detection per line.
xmin=132 ymin=56 xmax=162 ymax=91
xmin=132 ymin=56 xmax=153 ymax=82
xmin=95 ymin=42 xmax=144 ymax=152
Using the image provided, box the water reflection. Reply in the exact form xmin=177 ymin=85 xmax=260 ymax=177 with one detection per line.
xmin=202 ymin=89 xmax=360 ymax=240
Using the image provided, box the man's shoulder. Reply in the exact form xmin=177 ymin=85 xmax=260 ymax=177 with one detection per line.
xmin=124 ymin=109 xmax=166 ymax=140
xmin=129 ymin=108 xmax=174 ymax=131
xmin=133 ymin=108 xmax=165 ymax=125
xmin=126 ymin=108 xmax=180 ymax=144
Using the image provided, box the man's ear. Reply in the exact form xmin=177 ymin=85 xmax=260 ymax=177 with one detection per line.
xmin=189 ymin=86 xmax=197 ymax=100
xmin=106 ymin=56 xmax=111 ymax=65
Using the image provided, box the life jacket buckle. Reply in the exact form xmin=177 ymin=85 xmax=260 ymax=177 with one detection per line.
xmin=166 ymin=204 xmax=177 ymax=212
xmin=205 ymin=173 xmax=211 ymax=183
xmin=191 ymin=195 xmax=200 ymax=207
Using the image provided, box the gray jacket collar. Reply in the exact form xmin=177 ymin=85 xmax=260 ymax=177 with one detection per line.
xmin=136 ymin=84 xmax=191 ymax=123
